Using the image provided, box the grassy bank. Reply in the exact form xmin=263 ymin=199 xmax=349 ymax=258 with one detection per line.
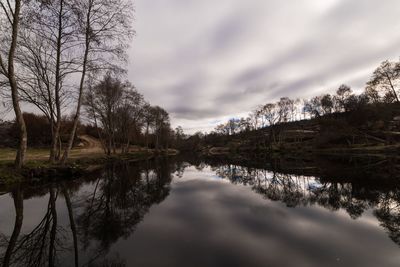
xmin=0 ymin=147 xmax=177 ymax=186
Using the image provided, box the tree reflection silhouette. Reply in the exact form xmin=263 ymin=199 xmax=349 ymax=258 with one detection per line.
xmin=1 ymin=155 xmax=400 ymax=266
xmin=210 ymin=161 xmax=400 ymax=246
xmin=77 ymin=160 xmax=172 ymax=258
xmin=0 ymin=158 xmax=174 ymax=266
xmin=1 ymin=186 xmax=61 ymax=267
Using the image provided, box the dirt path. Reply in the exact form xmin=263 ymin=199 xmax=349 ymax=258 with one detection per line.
xmin=68 ymin=135 xmax=104 ymax=158
xmin=77 ymin=135 xmax=103 ymax=152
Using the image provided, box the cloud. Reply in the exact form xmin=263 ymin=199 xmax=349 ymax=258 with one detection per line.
xmin=128 ymin=0 xmax=400 ymax=133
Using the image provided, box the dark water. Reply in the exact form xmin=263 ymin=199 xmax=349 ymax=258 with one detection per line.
xmin=1 ymin=156 xmax=400 ymax=267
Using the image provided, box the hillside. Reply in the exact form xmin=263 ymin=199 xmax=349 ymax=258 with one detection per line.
xmin=201 ymin=103 xmax=400 ymax=156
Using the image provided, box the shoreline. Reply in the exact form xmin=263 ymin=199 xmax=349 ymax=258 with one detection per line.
xmin=0 ymin=149 xmax=178 ymax=187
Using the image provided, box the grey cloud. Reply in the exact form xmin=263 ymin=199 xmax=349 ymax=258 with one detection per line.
xmin=170 ymin=106 xmax=221 ymax=120
xmin=129 ymin=0 xmax=400 ymax=133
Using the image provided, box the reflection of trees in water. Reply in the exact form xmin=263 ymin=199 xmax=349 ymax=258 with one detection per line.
xmin=374 ymin=190 xmax=400 ymax=246
xmin=76 ymin=159 xmax=173 ymax=265
xmin=214 ymin=164 xmax=400 ymax=246
xmin=1 ymin=185 xmax=23 ymax=267
xmin=0 ymin=185 xmax=64 ymax=267
xmin=0 ymin=158 xmax=174 ymax=267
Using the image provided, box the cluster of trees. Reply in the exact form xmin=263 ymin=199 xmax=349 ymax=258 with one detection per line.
xmin=0 ymin=0 xmax=175 ymax=167
xmin=213 ymin=59 xmax=400 ymax=136
xmin=85 ymin=75 xmax=173 ymax=155
xmin=0 ymin=0 xmax=134 ymax=168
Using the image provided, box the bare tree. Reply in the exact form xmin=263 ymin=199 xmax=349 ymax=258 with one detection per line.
xmin=152 ymin=106 xmax=170 ymax=150
xmin=238 ymin=117 xmax=250 ymax=133
xmin=263 ymin=103 xmax=278 ymax=126
xmin=16 ymin=0 xmax=77 ymax=163
xmin=215 ymin=123 xmax=229 ymax=136
xmin=143 ymin=104 xmax=155 ymax=149
xmin=0 ymin=0 xmax=27 ymax=168
xmin=249 ymin=110 xmax=260 ymax=130
xmin=116 ymin=86 xmax=145 ymax=154
xmin=303 ymin=96 xmax=323 ymax=118
xmin=334 ymin=84 xmax=352 ymax=112
xmin=320 ymin=94 xmax=334 ymax=115
xmin=84 ymin=75 xmax=124 ymax=155
xmin=364 ymin=86 xmax=381 ymax=104
xmin=367 ymin=60 xmax=400 ymax=103
xmin=277 ymin=97 xmax=292 ymax=123
xmin=61 ymin=0 xmax=134 ymax=164
xmin=84 ymin=75 xmax=148 ymax=155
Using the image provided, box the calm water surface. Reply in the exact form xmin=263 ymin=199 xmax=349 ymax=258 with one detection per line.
xmin=0 ymin=156 xmax=399 ymax=266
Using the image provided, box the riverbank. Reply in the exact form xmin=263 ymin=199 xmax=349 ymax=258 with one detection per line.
xmin=204 ymin=143 xmax=400 ymax=157
xmin=197 ymin=151 xmax=400 ymax=184
xmin=0 ymin=148 xmax=178 ymax=186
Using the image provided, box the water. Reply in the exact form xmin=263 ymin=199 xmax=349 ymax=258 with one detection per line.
xmin=0 ymin=156 xmax=399 ymax=267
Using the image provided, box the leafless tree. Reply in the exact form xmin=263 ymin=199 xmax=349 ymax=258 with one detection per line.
xmin=84 ymin=75 xmax=146 ymax=155
xmin=277 ymin=97 xmax=292 ymax=123
xmin=367 ymin=60 xmax=400 ymax=103
xmin=152 ymin=106 xmax=170 ymax=150
xmin=320 ymin=94 xmax=334 ymax=115
xmin=143 ymin=104 xmax=155 ymax=149
xmin=303 ymin=96 xmax=323 ymax=118
xmin=263 ymin=103 xmax=278 ymax=126
xmin=61 ymin=0 xmax=134 ymax=163
xmin=116 ymin=87 xmax=145 ymax=154
xmin=16 ymin=0 xmax=77 ymax=163
xmin=249 ymin=110 xmax=260 ymax=130
xmin=0 ymin=0 xmax=27 ymax=168
xmin=334 ymin=84 xmax=353 ymax=112
xmin=84 ymin=75 xmax=124 ymax=155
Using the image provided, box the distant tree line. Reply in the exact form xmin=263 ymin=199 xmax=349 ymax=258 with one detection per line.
xmin=212 ymin=59 xmax=400 ymax=136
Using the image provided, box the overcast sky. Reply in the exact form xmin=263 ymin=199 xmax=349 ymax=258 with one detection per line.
xmin=128 ymin=0 xmax=400 ymax=133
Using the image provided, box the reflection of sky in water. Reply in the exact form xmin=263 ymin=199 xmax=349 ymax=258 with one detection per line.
xmin=0 ymin=165 xmax=400 ymax=267
xmin=111 ymin=167 xmax=400 ymax=267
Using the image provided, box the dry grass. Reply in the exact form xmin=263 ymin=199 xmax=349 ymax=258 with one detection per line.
xmin=0 ymin=148 xmax=108 ymax=164
xmin=0 ymin=135 xmax=105 ymax=163
xmin=0 ymin=148 xmax=50 ymax=162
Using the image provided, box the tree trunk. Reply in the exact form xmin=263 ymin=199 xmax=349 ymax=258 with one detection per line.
xmin=94 ymin=116 xmax=107 ymax=154
xmin=61 ymin=37 xmax=89 ymax=164
xmin=386 ymin=74 xmax=400 ymax=103
xmin=8 ymin=0 xmax=27 ymax=169
xmin=50 ymin=0 xmax=64 ymax=164
xmin=50 ymin=125 xmax=61 ymax=163
xmin=145 ymin=124 xmax=149 ymax=148
xmin=61 ymin=1 xmax=93 ymax=164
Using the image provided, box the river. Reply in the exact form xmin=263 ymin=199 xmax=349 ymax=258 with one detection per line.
xmin=0 ymin=155 xmax=399 ymax=266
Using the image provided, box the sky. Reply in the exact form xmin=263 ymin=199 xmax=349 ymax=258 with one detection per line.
xmin=129 ymin=0 xmax=400 ymax=134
